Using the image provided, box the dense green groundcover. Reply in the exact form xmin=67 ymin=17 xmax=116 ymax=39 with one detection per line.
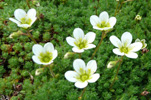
xmin=0 ymin=0 xmax=151 ymax=100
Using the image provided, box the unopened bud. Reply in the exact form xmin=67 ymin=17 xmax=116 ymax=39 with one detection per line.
xmin=9 ymin=30 xmax=22 ymax=38
xmin=64 ymin=52 xmax=75 ymax=59
xmin=35 ymin=68 xmax=44 ymax=76
xmin=107 ymin=61 xmax=118 ymax=68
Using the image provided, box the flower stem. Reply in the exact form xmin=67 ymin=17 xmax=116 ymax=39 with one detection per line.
xmin=26 ymin=0 xmax=31 ymax=9
xmin=49 ymin=65 xmax=55 ymax=78
xmin=114 ymin=1 xmax=120 ymax=16
xmin=110 ymin=56 xmax=124 ymax=89
xmin=79 ymin=53 xmax=82 ymax=58
xmin=78 ymin=87 xmax=86 ymax=100
xmin=91 ymin=31 xmax=106 ymax=59
xmin=26 ymin=30 xmax=37 ymax=43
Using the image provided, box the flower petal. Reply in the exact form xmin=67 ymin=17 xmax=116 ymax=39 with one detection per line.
xmin=27 ymin=8 xmax=36 ymax=19
xmin=32 ymin=44 xmax=44 ymax=56
xmin=99 ymin=11 xmax=109 ymax=23
xmin=109 ymin=17 xmax=116 ymax=27
xmin=73 ymin=28 xmax=84 ymax=40
xmin=14 ymin=9 xmax=26 ymax=22
xmin=42 ymin=61 xmax=53 ymax=65
xmin=121 ymin=32 xmax=132 ymax=47
xmin=52 ymin=50 xmax=58 ymax=61
xmin=129 ymin=42 xmax=142 ymax=52
xmin=65 ymin=71 xmax=78 ymax=82
xmin=32 ymin=56 xmax=42 ymax=64
xmin=85 ymin=32 xmax=96 ymax=43
xmin=113 ymin=48 xmax=125 ymax=56
xmin=9 ymin=18 xmax=20 ymax=25
xmin=86 ymin=60 xmax=97 ymax=75
xmin=88 ymin=73 xmax=100 ymax=83
xmin=75 ymin=81 xmax=88 ymax=88
xmin=66 ymin=37 xmax=76 ymax=46
xmin=110 ymin=35 xmax=122 ymax=48
xmin=44 ymin=42 xmax=54 ymax=52
xmin=90 ymin=15 xmax=101 ymax=26
xmin=18 ymin=24 xmax=30 ymax=28
xmin=84 ymin=44 xmax=96 ymax=50
xmin=93 ymin=26 xmax=112 ymax=31
xmin=125 ymin=52 xmax=138 ymax=59
xmin=72 ymin=47 xmax=84 ymax=53
xmin=30 ymin=17 xmax=37 ymax=26
xmin=73 ymin=59 xmax=86 ymax=74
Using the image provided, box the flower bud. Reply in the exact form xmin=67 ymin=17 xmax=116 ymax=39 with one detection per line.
xmin=107 ymin=61 xmax=118 ymax=68
xmin=135 ymin=38 xmax=147 ymax=49
xmin=35 ymin=68 xmax=44 ymax=76
xmin=64 ymin=52 xmax=75 ymax=59
xmin=9 ymin=30 xmax=22 ymax=38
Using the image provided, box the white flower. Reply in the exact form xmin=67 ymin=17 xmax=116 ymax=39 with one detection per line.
xmin=135 ymin=38 xmax=147 ymax=49
xmin=65 ymin=59 xmax=100 ymax=89
xmin=66 ymin=28 xmax=96 ymax=53
xmin=9 ymin=8 xmax=37 ymax=29
xmin=90 ymin=11 xmax=116 ymax=31
xmin=135 ymin=15 xmax=142 ymax=21
xmin=32 ymin=42 xmax=58 ymax=65
xmin=110 ymin=32 xmax=142 ymax=59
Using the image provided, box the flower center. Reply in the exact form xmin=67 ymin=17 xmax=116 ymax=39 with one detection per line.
xmin=120 ymin=47 xmax=129 ymax=54
xmin=74 ymin=38 xmax=88 ymax=49
xmin=97 ymin=21 xmax=110 ymax=28
xmin=80 ymin=74 xmax=89 ymax=82
xmin=21 ymin=17 xmax=32 ymax=25
xmin=38 ymin=51 xmax=53 ymax=63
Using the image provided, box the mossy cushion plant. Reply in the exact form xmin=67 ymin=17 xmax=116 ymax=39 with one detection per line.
xmin=0 ymin=0 xmax=151 ymax=100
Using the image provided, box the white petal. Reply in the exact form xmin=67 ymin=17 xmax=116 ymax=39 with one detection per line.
xmin=109 ymin=17 xmax=116 ymax=27
xmin=121 ymin=32 xmax=132 ymax=47
xmin=66 ymin=37 xmax=76 ymax=46
xmin=9 ymin=18 xmax=20 ymax=25
xmin=75 ymin=81 xmax=88 ymax=88
xmin=29 ymin=17 xmax=37 ymax=26
xmin=85 ymin=32 xmax=96 ymax=43
xmin=14 ymin=9 xmax=26 ymax=22
xmin=84 ymin=44 xmax=96 ymax=50
xmin=73 ymin=59 xmax=86 ymax=74
xmin=93 ymin=26 xmax=112 ymax=31
xmin=44 ymin=42 xmax=54 ymax=52
xmin=88 ymin=73 xmax=100 ymax=83
xmin=125 ymin=52 xmax=138 ymax=59
xmin=42 ymin=61 xmax=53 ymax=65
xmin=110 ymin=35 xmax=122 ymax=48
xmin=18 ymin=24 xmax=30 ymax=28
xmin=32 ymin=44 xmax=44 ymax=56
xmin=27 ymin=8 xmax=36 ymax=19
xmin=32 ymin=56 xmax=42 ymax=64
xmin=65 ymin=71 xmax=78 ymax=82
xmin=90 ymin=15 xmax=101 ymax=26
xmin=129 ymin=42 xmax=142 ymax=52
xmin=86 ymin=60 xmax=97 ymax=75
xmin=72 ymin=47 xmax=84 ymax=53
xmin=99 ymin=11 xmax=109 ymax=23
xmin=113 ymin=48 xmax=125 ymax=56
xmin=73 ymin=28 xmax=84 ymax=40
xmin=52 ymin=50 xmax=58 ymax=61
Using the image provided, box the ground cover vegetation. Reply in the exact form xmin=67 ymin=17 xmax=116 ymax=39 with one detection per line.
xmin=0 ymin=0 xmax=151 ymax=100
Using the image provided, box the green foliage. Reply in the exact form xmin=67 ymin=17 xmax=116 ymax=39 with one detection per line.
xmin=0 ymin=0 xmax=151 ymax=99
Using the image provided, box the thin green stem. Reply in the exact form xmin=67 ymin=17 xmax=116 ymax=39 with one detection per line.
xmin=91 ymin=31 xmax=106 ymax=59
xmin=27 ymin=30 xmax=37 ymax=43
xmin=79 ymin=53 xmax=81 ymax=58
xmin=110 ymin=56 xmax=124 ymax=89
xmin=49 ymin=65 xmax=55 ymax=78
xmin=26 ymin=0 xmax=31 ymax=9
xmin=78 ymin=87 xmax=87 ymax=100
xmin=114 ymin=1 xmax=120 ymax=16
